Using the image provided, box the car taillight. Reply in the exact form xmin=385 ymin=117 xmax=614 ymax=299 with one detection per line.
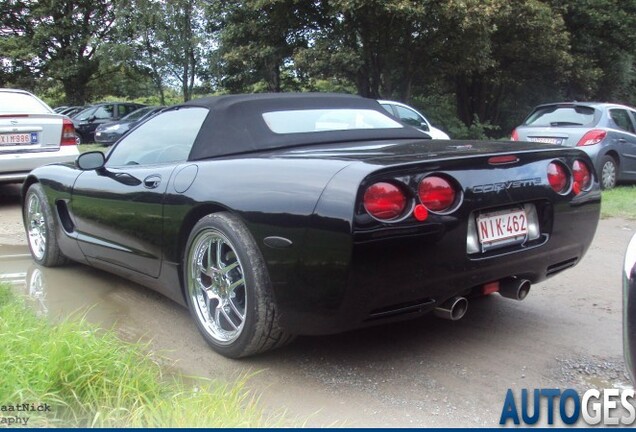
xmin=418 ymin=176 xmax=456 ymax=212
xmin=511 ymin=129 xmax=519 ymax=141
xmin=61 ymin=118 xmax=76 ymax=146
xmin=572 ymin=160 xmax=591 ymax=194
xmin=547 ymin=162 xmax=569 ymax=194
xmin=576 ymin=129 xmax=606 ymax=146
xmin=363 ymin=182 xmax=407 ymax=220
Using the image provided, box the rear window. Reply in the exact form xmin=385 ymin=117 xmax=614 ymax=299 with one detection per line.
xmin=524 ymin=105 xmax=599 ymax=127
xmin=262 ymin=109 xmax=403 ymax=134
xmin=0 ymin=92 xmax=52 ymax=114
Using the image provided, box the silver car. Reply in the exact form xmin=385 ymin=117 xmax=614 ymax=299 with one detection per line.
xmin=0 ymin=89 xmax=79 ymax=184
xmin=624 ymin=234 xmax=636 ymax=384
xmin=512 ymin=102 xmax=636 ymax=189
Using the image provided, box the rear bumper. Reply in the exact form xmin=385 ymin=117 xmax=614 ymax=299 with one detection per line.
xmin=277 ymin=191 xmax=601 ymax=336
xmin=0 ymin=146 xmax=79 ymax=183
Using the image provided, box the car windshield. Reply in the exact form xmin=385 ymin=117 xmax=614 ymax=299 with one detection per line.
xmin=262 ymin=109 xmax=403 ymax=134
xmin=524 ymin=105 xmax=598 ymax=127
xmin=73 ymin=106 xmax=96 ymax=120
xmin=121 ymin=106 xmax=156 ymax=121
xmin=0 ymin=92 xmax=52 ymax=114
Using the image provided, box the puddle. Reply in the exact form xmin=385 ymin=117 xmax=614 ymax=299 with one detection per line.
xmin=0 ymin=243 xmax=152 ymax=344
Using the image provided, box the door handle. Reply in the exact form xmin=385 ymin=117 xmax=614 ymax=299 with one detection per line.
xmin=143 ymin=174 xmax=162 ymax=189
xmin=618 ymin=138 xmax=627 ymax=143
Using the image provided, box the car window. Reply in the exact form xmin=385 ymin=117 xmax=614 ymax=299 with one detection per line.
xmin=106 ymin=107 xmax=208 ymax=167
xmin=609 ymin=109 xmax=635 ymax=134
xmin=380 ymin=104 xmax=396 ymax=116
xmin=0 ymin=92 xmax=52 ymax=114
xmin=94 ymin=105 xmax=114 ymax=120
xmin=125 ymin=104 xmax=140 ymax=116
xmin=121 ymin=107 xmax=155 ymax=122
xmin=524 ymin=105 xmax=598 ymax=127
xmin=262 ymin=109 xmax=403 ymax=134
xmin=117 ymin=105 xmax=127 ymax=117
xmin=394 ymin=106 xmax=426 ymax=127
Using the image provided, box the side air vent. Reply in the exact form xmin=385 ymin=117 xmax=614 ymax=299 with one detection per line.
xmin=55 ymin=200 xmax=75 ymax=233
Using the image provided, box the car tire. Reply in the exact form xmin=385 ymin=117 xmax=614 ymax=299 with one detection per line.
xmin=183 ymin=212 xmax=294 ymax=358
xmin=599 ymin=155 xmax=618 ymax=190
xmin=75 ymin=133 xmax=83 ymax=145
xmin=23 ymin=183 xmax=68 ymax=267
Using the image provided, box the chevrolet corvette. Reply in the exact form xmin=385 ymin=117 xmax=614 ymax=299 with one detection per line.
xmin=22 ymin=93 xmax=601 ymax=358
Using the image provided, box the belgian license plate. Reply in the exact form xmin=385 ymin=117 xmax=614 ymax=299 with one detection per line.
xmin=527 ymin=137 xmax=563 ymax=145
xmin=477 ymin=208 xmax=528 ymax=247
xmin=0 ymin=132 xmax=38 ymax=145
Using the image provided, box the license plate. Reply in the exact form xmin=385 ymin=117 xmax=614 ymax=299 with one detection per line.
xmin=0 ymin=132 xmax=38 ymax=145
xmin=527 ymin=137 xmax=563 ymax=145
xmin=477 ymin=208 xmax=528 ymax=246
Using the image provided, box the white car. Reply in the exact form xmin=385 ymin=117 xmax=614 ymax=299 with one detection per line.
xmin=0 ymin=89 xmax=79 ymax=184
xmin=378 ymin=100 xmax=450 ymax=139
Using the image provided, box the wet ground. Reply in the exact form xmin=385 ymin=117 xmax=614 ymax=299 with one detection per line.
xmin=1 ymin=183 xmax=634 ymax=427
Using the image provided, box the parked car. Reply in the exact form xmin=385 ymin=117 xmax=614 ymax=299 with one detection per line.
xmin=72 ymin=102 xmax=145 ymax=144
xmin=624 ymin=234 xmax=636 ymax=384
xmin=59 ymin=105 xmax=86 ymax=118
xmin=511 ymin=102 xmax=636 ymax=189
xmin=94 ymin=106 xmax=164 ymax=146
xmin=379 ymin=100 xmax=450 ymax=139
xmin=53 ymin=106 xmax=68 ymax=113
xmin=22 ymin=93 xmax=600 ymax=358
xmin=0 ymin=88 xmax=78 ymax=184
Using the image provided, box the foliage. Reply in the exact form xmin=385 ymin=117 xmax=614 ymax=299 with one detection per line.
xmin=4 ymin=0 xmax=636 ymax=136
xmin=0 ymin=0 xmax=119 ymax=104
xmin=0 ymin=284 xmax=282 ymax=427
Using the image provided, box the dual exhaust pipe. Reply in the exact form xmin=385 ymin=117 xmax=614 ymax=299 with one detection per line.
xmin=434 ymin=277 xmax=531 ymax=321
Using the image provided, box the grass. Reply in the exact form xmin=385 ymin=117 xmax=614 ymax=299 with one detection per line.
xmin=601 ymin=185 xmax=636 ymax=220
xmin=0 ymin=284 xmax=280 ymax=428
xmin=79 ymin=143 xmax=106 ymax=153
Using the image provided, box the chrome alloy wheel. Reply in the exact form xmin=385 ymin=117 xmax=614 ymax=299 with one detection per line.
xmin=602 ymin=160 xmax=616 ymax=189
xmin=187 ymin=230 xmax=247 ymax=345
xmin=26 ymin=193 xmax=47 ymax=261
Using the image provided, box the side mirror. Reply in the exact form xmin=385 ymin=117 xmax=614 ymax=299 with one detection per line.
xmin=76 ymin=151 xmax=105 ymax=171
xmin=420 ymin=122 xmax=430 ymax=132
xmin=88 ymin=115 xmax=97 ymax=122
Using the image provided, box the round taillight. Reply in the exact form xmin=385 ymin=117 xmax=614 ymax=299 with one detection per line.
xmin=548 ymin=162 xmax=569 ymax=194
xmin=363 ymin=182 xmax=407 ymax=220
xmin=572 ymin=160 xmax=591 ymax=194
xmin=418 ymin=176 xmax=456 ymax=212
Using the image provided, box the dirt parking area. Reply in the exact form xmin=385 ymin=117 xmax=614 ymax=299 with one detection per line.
xmin=0 ymin=183 xmax=633 ymax=427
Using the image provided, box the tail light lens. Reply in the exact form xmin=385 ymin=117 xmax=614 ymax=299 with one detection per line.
xmin=511 ymin=129 xmax=519 ymax=141
xmin=418 ymin=176 xmax=456 ymax=212
xmin=363 ymin=182 xmax=407 ymax=220
xmin=547 ymin=162 xmax=569 ymax=194
xmin=61 ymin=118 xmax=76 ymax=146
xmin=572 ymin=160 xmax=591 ymax=194
xmin=577 ymin=129 xmax=606 ymax=146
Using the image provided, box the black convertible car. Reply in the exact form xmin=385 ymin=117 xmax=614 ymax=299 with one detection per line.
xmin=22 ymin=93 xmax=601 ymax=358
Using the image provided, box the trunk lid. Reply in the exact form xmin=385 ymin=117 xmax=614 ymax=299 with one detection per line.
xmin=0 ymin=113 xmax=64 ymax=154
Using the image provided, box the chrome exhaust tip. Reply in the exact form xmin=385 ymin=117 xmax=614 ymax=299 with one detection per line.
xmin=434 ymin=296 xmax=468 ymax=321
xmin=499 ymin=278 xmax=531 ymax=301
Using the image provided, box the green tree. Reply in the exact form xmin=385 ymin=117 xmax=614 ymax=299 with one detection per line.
xmin=207 ymin=0 xmax=319 ymax=93
xmin=0 ymin=0 xmax=118 ymax=104
xmin=118 ymin=0 xmax=209 ymax=102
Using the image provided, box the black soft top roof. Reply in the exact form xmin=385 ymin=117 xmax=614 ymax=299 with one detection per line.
xmin=181 ymin=93 xmax=428 ymax=160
